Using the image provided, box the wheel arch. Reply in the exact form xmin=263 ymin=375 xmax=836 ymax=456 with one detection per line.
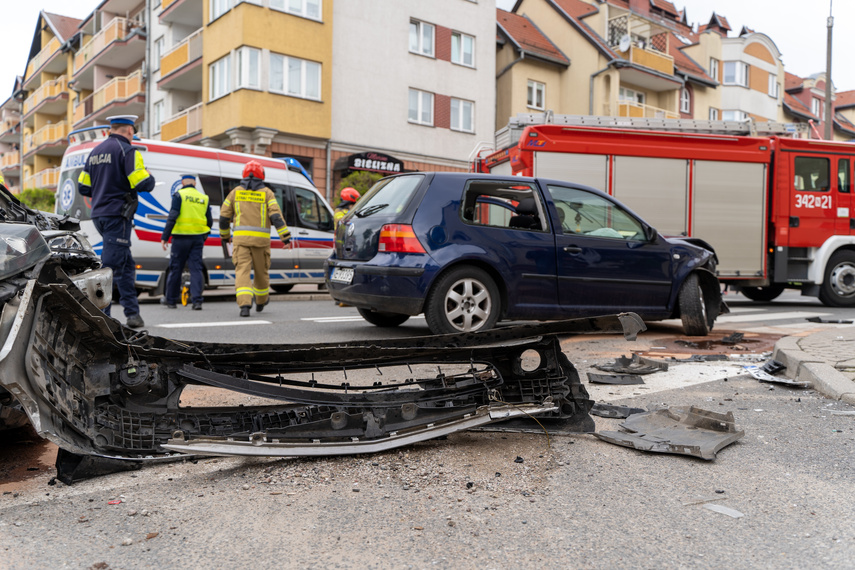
xmin=807 ymin=237 xmax=855 ymax=285
xmin=672 ymin=268 xmax=724 ymax=319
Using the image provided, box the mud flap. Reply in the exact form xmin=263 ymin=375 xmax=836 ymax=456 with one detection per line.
xmin=55 ymin=448 xmax=141 ymax=485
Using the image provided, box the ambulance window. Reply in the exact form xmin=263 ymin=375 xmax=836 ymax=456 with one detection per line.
xmin=198 ymin=175 xmax=223 ymax=205
xmin=838 ymin=159 xmax=850 ymax=193
xmin=293 ymin=187 xmax=333 ymax=231
xmin=793 ymin=157 xmax=829 ymax=192
xmin=223 ymin=178 xmax=242 ymax=195
xmin=266 ymin=183 xmax=288 ymax=217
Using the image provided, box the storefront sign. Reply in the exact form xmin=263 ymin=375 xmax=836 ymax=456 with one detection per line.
xmin=347 ymin=152 xmax=403 ymax=173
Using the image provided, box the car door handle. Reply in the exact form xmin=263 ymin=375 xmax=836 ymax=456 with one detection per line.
xmin=563 ymin=246 xmax=582 ymax=254
xmin=298 ymin=230 xmax=309 ymax=235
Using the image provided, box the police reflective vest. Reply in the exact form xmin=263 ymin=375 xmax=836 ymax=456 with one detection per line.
xmin=220 ymin=184 xmax=291 ymax=247
xmin=173 ymin=187 xmax=210 ymax=235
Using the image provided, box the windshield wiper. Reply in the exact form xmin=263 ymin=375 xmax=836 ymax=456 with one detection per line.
xmin=355 ymin=203 xmax=389 ymax=217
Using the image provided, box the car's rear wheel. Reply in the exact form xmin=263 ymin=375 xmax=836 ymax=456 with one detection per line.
xmin=425 ymin=267 xmax=500 ymax=335
xmin=739 ymin=284 xmax=785 ymax=302
xmin=271 ymin=284 xmax=294 ymax=294
xmin=357 ymin=308 xmax=410 ymax=327
xmin=679 ymin=273 xmax=714 ymax=336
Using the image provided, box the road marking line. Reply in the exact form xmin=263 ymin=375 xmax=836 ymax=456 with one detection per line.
xmin=301 ymin=315 xmax=426 ymax=323
xmin=716 ymin=311 xmax=831 ymax=324
xmin=156 ymin=320 xmax=273 ymax=328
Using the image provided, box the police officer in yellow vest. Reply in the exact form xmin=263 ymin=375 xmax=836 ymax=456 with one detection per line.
xmin=219 ymin=160 xmax=291 ymax=317
xmin=160 ymin=174 xmax=212 ymax=310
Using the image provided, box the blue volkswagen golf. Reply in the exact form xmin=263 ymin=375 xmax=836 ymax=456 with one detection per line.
xmin=325 ymin=172 xmax=725 ymax=336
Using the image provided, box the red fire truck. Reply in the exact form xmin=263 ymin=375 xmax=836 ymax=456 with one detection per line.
xmin=474 ymin=118 xmax=855 ymax=307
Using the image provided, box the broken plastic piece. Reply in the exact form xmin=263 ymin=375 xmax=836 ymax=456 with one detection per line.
xmin=720 ymin=332 xmax=745 ymax=345
xmin=744 ymin=363 xmax=811 ymax=388
xmin=594 ymin=354 xmax=669 ymax=375
xmin=591 ymin=403 xmax=645 ymax=419
xmin=673 ymin=354 xmax=729 ymax=362
xmin=806 ymin=316 xmax=854 ymax=324
xmin=761 ymin=359 xmax=786 ymax=375
xmin=703 ymin=504 xmax=745 ymax=518
xmin=594 ymin=406 xmax=745 ymax=460
xmin=586 ymin=373 xmax=645 ymax=385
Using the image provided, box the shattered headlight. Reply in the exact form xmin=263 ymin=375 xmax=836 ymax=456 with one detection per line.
xmin=0 ymin=223 xmax=51 ymax=281
xmin=47 ymin=232 xmax=93 ymax=252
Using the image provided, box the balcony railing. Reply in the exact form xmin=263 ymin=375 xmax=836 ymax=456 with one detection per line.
xmin=160 ymin=28 xmax=203 ymax=78
xmin=615 ymin=101 xmax=679 ymax=120
xmin=1 ymin=151 xmax=20 ymax=169
xmin=24 ymin=166 xmax=61 ymax=190
xmin=23 ymin=76 xmax=68 ymax=115
xmin=24 ymin=36 xmax=62 ymax=81
xmin=627 ymin=45 xmax=674 ymax=75
xmin=1 ymin=119 xmax=20 ymax=133
xmin=74 ymin=70 xmax=144 ymax=124
xmin=74 ymin=17 xmax=135 ymax=74
xmin=161 ymin=0 xmax=179 ymax=9
xmin=23 ymin=121 xmax=69 ymax=155
xmin=161 ymin=103 xmax=202 ymax=141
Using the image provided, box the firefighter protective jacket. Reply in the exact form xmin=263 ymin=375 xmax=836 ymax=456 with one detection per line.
xmin=219 ymin=178 xmax=291 ymax=247
xmin=78 ymin=134 xmax=155 ymax=218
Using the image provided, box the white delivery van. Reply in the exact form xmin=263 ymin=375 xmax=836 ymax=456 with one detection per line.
xmin=56 ymin=127 xmax=335 ymax=295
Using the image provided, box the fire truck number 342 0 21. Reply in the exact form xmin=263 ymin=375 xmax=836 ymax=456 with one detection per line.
xmin=795 ymin=194 xmax=833 ymax=209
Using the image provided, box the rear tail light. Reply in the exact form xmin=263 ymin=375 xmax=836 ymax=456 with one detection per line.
xmin=378 ymin=224 xmax=426 ymax=253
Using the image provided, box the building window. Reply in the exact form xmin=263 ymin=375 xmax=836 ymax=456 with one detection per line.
xmin=270 ymin=0 xmax=321 ymax=20
xmin=812 ymin=97 xmax=822 ymax=117
xmin=270 ymin=53 xmax=321 ymax=100
xmin=527 ymin=80 xmax=545 ymax=110
xmin=709 ymin=57 xmax=719 ymax=81
xmin=237 ymin=47 xmax=261 ymax=89
xmin=768 ymin=74 xmax=779 ymax=98
xmin=723 ymin=61 xmax=748 ymax=87
xmin=409 ymin=20 xmax=435 ymax=57
xmin=450 ymin=98 xmax=474 ymax=132
xmin=408 ymin=88 xmax=434 ymax=126
xmin=152 ymin=101 xmax=163 ymax=134
xmin=680 ymin=88 xmax=690 ymax=114
xmin=619 ymin=86 xmax=645 ymax=104
xmin=209 ymin=55 xmax=231 ymax=100
xmin=709 ymin=108 xmax=719 ymax=121
xmin=722 ymin=110 xmax=747 ymax=121
xmin=153 ymin=37 xmax=164 ymax=72
xmin=451 ymin=32 xmax=474 ymax=67
xmin=210 ymin=0 xmax=230 ymax=21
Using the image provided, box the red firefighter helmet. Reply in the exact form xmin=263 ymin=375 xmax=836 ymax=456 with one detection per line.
xmin=242 ymin=160 xmax=265 ymax=180
xmin=340 ymin=187 xmax=360 ymax=203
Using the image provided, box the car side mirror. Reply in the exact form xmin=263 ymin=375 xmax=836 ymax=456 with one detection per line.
xmin=644 ymin=225 xmax=658 ymax=242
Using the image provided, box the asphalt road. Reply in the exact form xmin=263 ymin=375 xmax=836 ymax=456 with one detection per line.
xmin=2 ymin=287 xmax=855 ymax=568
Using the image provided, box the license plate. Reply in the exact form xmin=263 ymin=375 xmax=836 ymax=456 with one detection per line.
xmin=330 ymin=267 xmax=354 ymax=284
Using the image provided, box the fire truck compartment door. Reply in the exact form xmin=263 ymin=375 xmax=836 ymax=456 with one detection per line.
xmin=534 ymin=152 xmax=608 ymax=193
xmin=693 ymin=160 xmax=767 ymax=278
xmin=613 ymin=156 xmax=688 ymax=237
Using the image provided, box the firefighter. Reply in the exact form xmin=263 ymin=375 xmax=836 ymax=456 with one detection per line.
xmin=0 ymin=172 xmax=5 ymax=187
xmin=334 ymin=187 xmax=360 ymax=227
xmin=219 ymin=160 xmax=291 ymax=317
xmin=160 ymin=174 xmax=212 ymax=310
xmin=78 ymin=115 xmax=155 ymax=329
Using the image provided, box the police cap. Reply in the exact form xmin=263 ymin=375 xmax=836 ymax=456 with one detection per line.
xmin=107 ymin=115 xmax=139 ymax=133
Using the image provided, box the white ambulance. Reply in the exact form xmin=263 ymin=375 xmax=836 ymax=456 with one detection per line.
xmin=57 ymin=126 xmax=335 ymax=296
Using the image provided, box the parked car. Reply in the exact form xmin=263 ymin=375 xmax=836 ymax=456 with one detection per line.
xmin=325 ymin=172 xmax=726 ymax=336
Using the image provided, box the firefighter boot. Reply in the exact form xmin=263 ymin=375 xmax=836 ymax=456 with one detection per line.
xmin=240 ymin=306 xmax=250 ymax=317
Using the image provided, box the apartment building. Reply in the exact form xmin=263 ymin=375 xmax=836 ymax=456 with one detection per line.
xmin=0 ymin=79 xmax=23 ymax=193
xmin=19 ymin=12 xmax=81 ymax=192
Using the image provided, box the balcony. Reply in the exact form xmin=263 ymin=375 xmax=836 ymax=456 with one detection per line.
xmin=23 ymin=36 xmax=63 ymax=88
xmin=23 ymin=121 xmax=69 ymax=156
xmin=24 ymin=166 xmax=61 ymax=190
xmin=73 ymin=17 xmax=146 ymax=88
xmin=159 ymin=29 xmax=203 ymax=91
xmin=0 ymin=120 xmax=20 ymax=144
xmin=1 ymin=151 xmax=20 ymax=172
xmin=23 ymin=76 xmax=69 ymax=117
xmin=161 ymin=103 xmax=202 ymax=142
xmin=614 ymin=101 xmax=679 ymax=120
xmin=624 ymin=45 xmax=674 ymax=76
xmin=73 ymin=70 xmax=145 ymax=127
xmin=159 ymin=0 xmax=203 ymax=28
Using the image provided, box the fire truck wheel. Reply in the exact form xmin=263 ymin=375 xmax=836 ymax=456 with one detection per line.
xmin=357 ymin=308 xmax=410 ymax=327
xmin=425 ymin=266 xmax=500 ymax=335
xmin=739 ymin=284 xmax=785 ymax=302
xmin=819 ymin=250 xmax=855 ymax=307
xmin=679 ymin=273 xmax=714 ymax=336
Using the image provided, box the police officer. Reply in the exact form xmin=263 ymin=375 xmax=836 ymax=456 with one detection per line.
xmin=78 ymin=115 xmax=154 ymax=329
xmin=334 ymin=187 xmax=360 ymax=227
xmin=160 ymin=174 xmax=212 ymax=310
xmin=219 ymin=160 xmax=291 ymax=317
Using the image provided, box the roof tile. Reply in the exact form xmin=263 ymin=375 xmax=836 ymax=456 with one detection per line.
xmin=43 ymin=12 xmax=82 ymax=42
xmin=497 ymin=9 xmax=570 ymax=65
